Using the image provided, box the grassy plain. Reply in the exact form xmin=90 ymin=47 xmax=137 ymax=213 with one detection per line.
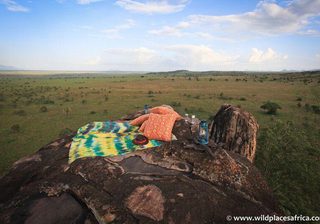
xmin=0 ymin=71 xmax=319 ymax=217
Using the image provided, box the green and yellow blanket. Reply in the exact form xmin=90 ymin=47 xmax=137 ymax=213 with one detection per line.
xmin=69 ymin=121 xmax=162 ymax=164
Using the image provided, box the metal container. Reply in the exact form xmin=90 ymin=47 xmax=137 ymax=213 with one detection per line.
xmin=198 ymin=120 xmax=209 ymax=145
xmin=144 ymin=104 xmax=149 ymax=114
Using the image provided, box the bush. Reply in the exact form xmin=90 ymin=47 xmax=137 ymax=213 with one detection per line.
xmin=0 ymin=93 xmax=5 ymax=102
xmin=311 ymin=105 xmax=320 ymax=114
xmin=255 ymin=121 xmax=320 ymax=216
xmin=11 ymin=124 xmax=20 ymax=133
xmin=40 ymin=106 xmax=48 ymax=112
xmin=219 ymin=92 xmax=233 ymax=100
xmin=260 ymin=101 xmax=281 ymax=114
xmin=194 ymin=95 xmax=200 ymax=99
xmin=171 ymin=101 xmax=181 ymax=107
xmin=13 ymin=110 xmax=27 ymax=116
xmin=89 ymin=111 xmax=96 ymax=114
xmin=305 ymin=103 xmax=311 ymax=112
xmin=59 ymin=128 xmax=73 ymax=137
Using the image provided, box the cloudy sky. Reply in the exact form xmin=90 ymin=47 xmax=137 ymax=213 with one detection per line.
xmin=0 ymin=0 xmax=320 ymax=71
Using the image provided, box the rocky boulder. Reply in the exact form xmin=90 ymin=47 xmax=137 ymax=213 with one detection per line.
xmin=0 ymin=105 xmax=280 ymax=224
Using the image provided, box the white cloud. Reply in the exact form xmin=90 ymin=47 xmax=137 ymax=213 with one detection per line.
xmin=85 ymin=56 xmax=101 ymax=65
xmin=149 ymin=21 xmax=190 ymax=36
xmin=150 ymin=0 xmax=320 ymax=39
xmin=166 ymin=45 xmax=239 ymax=70
xmin=101 ymin=19 xmax=135 ymax=39
xmin=188 ymin=0 xmax=320 ymax=35
xmin=0 ymin=0 xmax=29 ymax=12
xmin=57 ymin=0 xmax=104 ymax=4
xmin=298 ymin=29 xmax=320 ymax=36
xmin=149 ymin=22 xmax=218 ymax=40
xmin=101 ymin=47 xmax=160 ymax=70
xmin=249 ymin=48 xmax=287 ymax=63
xmin=115 ymin=0 xmax=189 ymax=14
xmin=149 ymin=25 xmax=184 ymax=37
xmin=95 ymin=45 xmax=239 ymax=71
xmin=77 ymin=0 xmax=103 ymax=5
xmin=195 ymin=32 xmax=213 ymax=39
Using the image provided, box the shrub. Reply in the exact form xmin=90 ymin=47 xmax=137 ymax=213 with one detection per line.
xmin=260 ymin=101 xmax=281 ymax=115
xmin=311 ymin=105 xmax=320 ymax=114
xmin=63 ymin=107 xmax=71 ymax=117
xmin=208 ymin=114 xmax=215 ymax=121
xmin=171 ymin=101 xmax=181 ymax=107
xmin=0 ymin=93 xmax=5 ymax=102
xmin=59 ymin=128 xmax=73 ymax=137
xmin=305 ymin=103 xmax=311 ymax=112
xmin=90 ymin=111 xmax=96 ymax=114
xmin=13 ymin=110 xmax=27 ymax=116
xmin=255 ymin=121 xmax=320 ymax=216
xmin=11 ymin=124 xmax=20 ymax=133
xmin=239 ymin=97 xmax=246 ymax=101
xmin=219 ymin=92 xmax=233 ymax=100
xmin=194 ymin=95 xmax=200 ymax=99
xmin=40 ymin=106 xmax=48 ymax=112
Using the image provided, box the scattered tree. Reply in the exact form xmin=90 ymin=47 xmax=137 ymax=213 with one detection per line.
xmin=11 ymin=124 xmax=20 ymax=133
xmin=260 ymin=101 xmax=281 ymax=115
xmin=40 ymin=106 xmax=48 ymax=112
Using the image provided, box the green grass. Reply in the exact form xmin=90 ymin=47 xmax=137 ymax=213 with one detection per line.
xmin=0 ymin=71 xmax=319 ymax=217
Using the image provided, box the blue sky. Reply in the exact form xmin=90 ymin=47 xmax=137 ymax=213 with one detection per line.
xmin=0 ymin=0 xmax=320 ymax=71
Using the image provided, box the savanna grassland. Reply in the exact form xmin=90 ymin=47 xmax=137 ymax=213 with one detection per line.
xmin=0 ymin=71 xmax=319 ymax=217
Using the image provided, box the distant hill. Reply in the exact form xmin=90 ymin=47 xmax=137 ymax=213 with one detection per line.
xmin=0 ymin=65 xmax=19 ymax=70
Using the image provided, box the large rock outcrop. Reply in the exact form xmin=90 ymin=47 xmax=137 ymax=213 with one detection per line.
xmin=209 ymin=104 xmax=259 ymax=162
xmin=0 ymin=105 xmax=280 ymax=224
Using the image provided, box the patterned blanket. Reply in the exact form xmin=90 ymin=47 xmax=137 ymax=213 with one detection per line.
xmin=69 ymin=121 xmax=162 ymax=164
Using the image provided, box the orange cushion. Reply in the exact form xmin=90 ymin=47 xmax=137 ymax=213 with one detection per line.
xmin=139 ymin=121 xmax=147 ymax=132
xmin=150 ymin=106 xmax=174 ymax=114
xmin=150 ymin=106 xmax=182 ymax=120
xmin=143 ymin=113 xmax=177 ymax=141
xmin=130 ymin=114 xmax=150 ymax=126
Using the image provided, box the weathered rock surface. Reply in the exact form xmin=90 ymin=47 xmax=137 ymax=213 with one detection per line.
xmin=210 ymin=104 xmax=259 ymax=162
xmin=0 ymin=105 xmax=280 ymax=224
